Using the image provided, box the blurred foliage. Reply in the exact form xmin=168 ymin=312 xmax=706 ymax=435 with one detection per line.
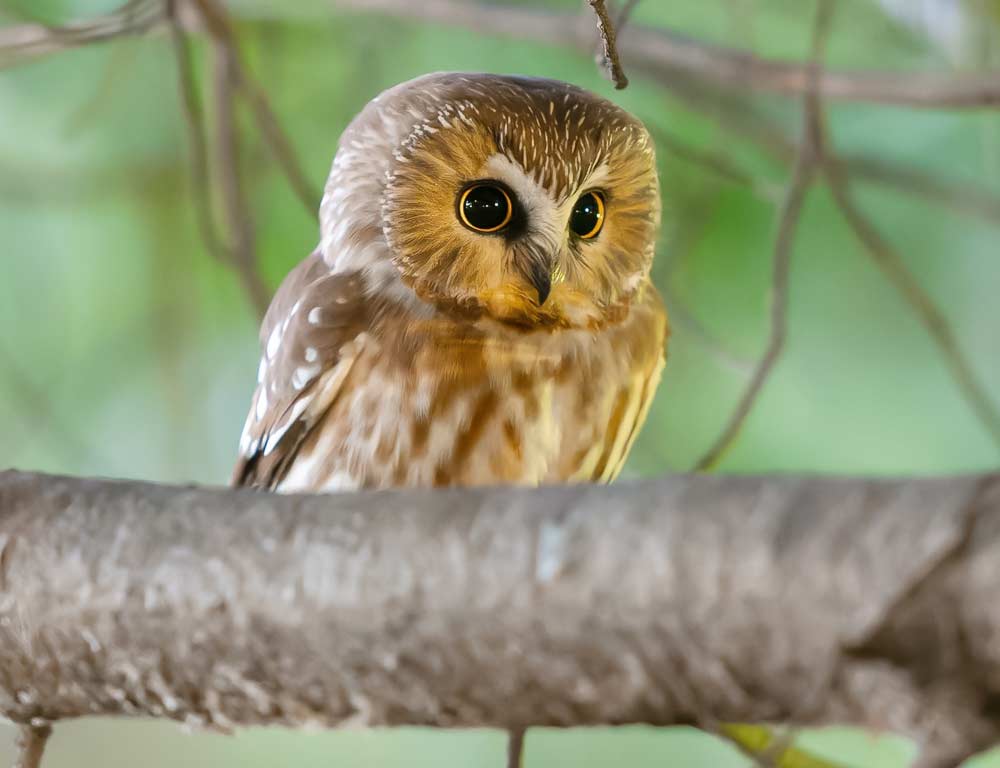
xmin=1 ymin=0 xmax=999 ymax=766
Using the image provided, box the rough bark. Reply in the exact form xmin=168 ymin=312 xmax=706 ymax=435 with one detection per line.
xmin=0 ymin=470 xmax=998 ymax=767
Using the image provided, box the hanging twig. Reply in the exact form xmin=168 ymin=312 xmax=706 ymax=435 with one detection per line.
xmin=166 ymin=0 xmax=270 ymax=320
xmin=821 ymin=156 xmax=1000 ymax=453
xmin=164 ymin=2 xmax=230 ymax=266
xmin=14 ymin=724 xmax=51 ymax=768
xmin=209 ymin=28 xmax=270 ymax=318
xmin=587 ymin=0 xmax=629 ymax=88
xmin=506 ymin=728 xmax=525 ymax=768
xmin=694 ymin=0 xmax=832 ymax=472
xmin=193 ymin=0 xmax=321 ymax=217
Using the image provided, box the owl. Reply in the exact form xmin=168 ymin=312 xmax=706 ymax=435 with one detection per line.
xmin=232 ymin=72 xmax=667 ymax=493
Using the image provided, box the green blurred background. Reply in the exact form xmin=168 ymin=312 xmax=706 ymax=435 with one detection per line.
xmin=1 ymin=0 xmax=999 ymax=765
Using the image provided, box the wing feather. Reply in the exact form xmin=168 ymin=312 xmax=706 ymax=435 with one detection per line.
xmin=232 ymin=252 xmax=367 ymax=489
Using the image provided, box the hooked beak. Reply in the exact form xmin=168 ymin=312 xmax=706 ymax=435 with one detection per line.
xmin=528 ymin=260 xmax=552 ymax=305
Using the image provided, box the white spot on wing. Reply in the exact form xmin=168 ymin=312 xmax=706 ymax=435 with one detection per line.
xmin=266 ymin=325 xmax=282 ymax=360
xmin=292 ymin=364 xmax=322 ymax=391
xmin=308 ymin=307 xmax=322 ymax=325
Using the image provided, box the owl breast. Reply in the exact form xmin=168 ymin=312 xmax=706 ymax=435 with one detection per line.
xmin=276 ymin=285 xmax=666 ymax=492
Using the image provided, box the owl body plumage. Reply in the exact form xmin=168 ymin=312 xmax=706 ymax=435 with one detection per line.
xmin=233 ymin=73 xmax=668 ymax=493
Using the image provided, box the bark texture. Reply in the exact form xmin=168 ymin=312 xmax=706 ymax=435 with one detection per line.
xmin=1 ymin=470 xmax=998 ymax=766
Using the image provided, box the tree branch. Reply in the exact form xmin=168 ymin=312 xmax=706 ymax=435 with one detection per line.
xmin=329 ymin=0 xmax=1000 ymax=110
xmin=7 ymin=1 xmax=1000 ymax=110
xmin=0 ymin=470 xmax=999 ymax=767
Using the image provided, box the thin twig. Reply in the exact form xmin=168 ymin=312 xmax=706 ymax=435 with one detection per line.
xmin=238 ymin=77 xmax=321 ymax=216
xmin=506 ymin=728 xmax=525 ymax=768
xmin=821 ymin=155 xmax=1000 ymax=453
xmin=613 ymin=0 xmax=641 ymax=32
xmin=0 ymin=0 xmax=160 ymax=68
xmin=656 ymin=196 xmax=757 ymax=375
xmin=657 ymin=76 xmax=1000 ymax=229
xmin=209 ymin=26 xmax=270 ymax=318
xmin=193 ymin=0 xmax=320 ymax=217
xmin=166 ymin=0 xmax=269 ymax=320
xmin=587 ymin=0 xmax=629 ymax=88
xmin=165 ymin=0 xmax=230 ymax=265
xmin=694 ymin=0 xmax=832 ymax=472
xmin=14 ymin=724 xmax=51 ymax=768
xmin=10 ymin=1 xmax=1000 ymax=110
xmin=648 ymin=124 xmax=783 ymax=202
xmin=328 ymin=0 xmax=1000 ymax=110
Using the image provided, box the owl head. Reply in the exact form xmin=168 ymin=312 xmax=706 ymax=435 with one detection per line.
xmin=319 ymin=73 xmax=659 ymax=329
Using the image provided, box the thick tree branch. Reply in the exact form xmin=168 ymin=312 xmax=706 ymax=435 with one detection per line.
xmin=1 ymin=471 xmax=999 ymax=767
xmin=330 ymin=0 xmax=1000 ymax=110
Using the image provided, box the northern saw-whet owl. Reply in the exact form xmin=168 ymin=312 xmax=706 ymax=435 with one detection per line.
xmin=233 ymin=73 xmax=668 ymax=492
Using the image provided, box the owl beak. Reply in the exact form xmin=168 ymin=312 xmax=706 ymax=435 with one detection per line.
xmin=528 ymin=260 xmax=552 ymax=305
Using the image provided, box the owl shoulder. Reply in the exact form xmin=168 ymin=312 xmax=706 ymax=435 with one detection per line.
xmin=231 ymin=253 xmax=370 ymax=489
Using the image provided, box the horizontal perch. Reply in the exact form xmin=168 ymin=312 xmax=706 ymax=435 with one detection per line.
xmin=0 ymin=470 xmax=999 ymax=767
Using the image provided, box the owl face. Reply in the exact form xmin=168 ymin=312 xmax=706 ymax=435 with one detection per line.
xmin=324 ymin=74 xmax=659 ymax=329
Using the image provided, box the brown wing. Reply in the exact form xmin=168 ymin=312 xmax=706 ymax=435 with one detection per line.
xmin=232 ymin=251 xmax=367 ymax=489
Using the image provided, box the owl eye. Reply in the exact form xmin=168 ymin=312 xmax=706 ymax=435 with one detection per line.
xmin=569 ymin=191 xmax=605 ymax=240
xmin=458 ymin=184 xmax=513 ymax=233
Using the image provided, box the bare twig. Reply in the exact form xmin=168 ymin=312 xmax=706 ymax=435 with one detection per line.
xmin=238 ymin=77 xmax=321 ymax=216
xmin=821 ymin=156 xmax=1000 ymax=453
xmin=693 ymin=4 xmax=831 ymax=472
xmin=612 ymin=0 xmax=641 ymax=32
xmin=9 ymin=1 xmax=1000 ymax=110
xmin=587 ymin=0 xmax=629 ymax=88
xmin=656 ymin=77 xmax=1000 ymax=229
xmin=193 ymin=0 xmax=321 ymax=217
xmin=506 ymin=728 xmax=525 ymax=768
xmin=649 ymin=124 xmax=782 ymax=202
xmin=165 ymin=1 xmax=230 ymax=266
xmin=166 ymin=0 xmax=270 ymax=320
xmin=329 ymin=0 xmax=1000 ymax=110
xmin=209 ymin=24 xmax=270 ymax=319
xmin=14 ymin=724 xmax=51 ymax=768
xmin=0 ymin=0 xmax=160 ymax=68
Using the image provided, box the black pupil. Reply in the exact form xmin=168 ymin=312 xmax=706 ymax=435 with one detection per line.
xmin=570 ymin=193 xmax=602 ymax=237
xmin=463 ymin=186 xmax=509 ymax=230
